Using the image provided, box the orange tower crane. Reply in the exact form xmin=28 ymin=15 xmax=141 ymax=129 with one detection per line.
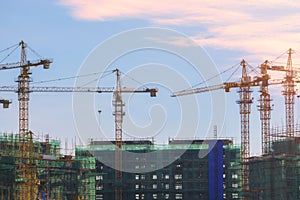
xmin=263 ymin=49 xmax=300 ymax=138
xmin=172 ymin=60 xmax=261 ymax=200
xmin=258 ymin=61 xmax=272 ymax=155
xmin=257 ymin=58 xmax=299 ymax=155
xmin=284 ymin=49 xmax=295 ymax=137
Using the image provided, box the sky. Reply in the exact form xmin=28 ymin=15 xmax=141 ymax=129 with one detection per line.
xmin=1 ymin=0 xmax=300 ymax=155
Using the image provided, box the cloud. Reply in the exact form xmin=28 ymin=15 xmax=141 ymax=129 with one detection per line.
xmin=58 ymin=0 xmax=300 ymax=61
xmin=145 ymin=36 xmax=198 ymax=47
xmin=58 ymin=0 xmax=184 ymax=21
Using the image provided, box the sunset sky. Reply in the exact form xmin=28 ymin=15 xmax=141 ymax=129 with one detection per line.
xmin=1 ymin=0 xmax=300 ymax=155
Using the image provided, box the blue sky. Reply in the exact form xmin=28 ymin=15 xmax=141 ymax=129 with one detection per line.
xmin=1 ymin=0 xmax=300 ymax=155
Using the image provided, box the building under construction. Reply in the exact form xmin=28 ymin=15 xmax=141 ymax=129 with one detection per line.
xmin=86 ymin=139 xmax=241 ymax=200
xmin=1 ymin=133 xmax=300 ymax=200
xmin=249 ymin=128 xmax=300 ymax=200
xmin=0 ymin=132 xmax=96 ymax=200
xmin=84 ymin=136 xmax=300 ymax=200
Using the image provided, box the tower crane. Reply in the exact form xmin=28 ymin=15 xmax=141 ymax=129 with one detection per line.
xmin=282 ymin=49 xmax=295 ymax=138
xmin=0 ymin=69 xmax=157 ymax=200
xmin=258 ymin=61 xmax=272 ymax=155
xmin=172 ymin=60 xmax=261 ymax=200
xmin=0 ymin=40 xmax=52 ymax=134
xmin=262 ymin=49 xmax=300 ymax=138
xmin=0 ymin=41 xmax=51 ymax=200
xmin=257 ymin=57 xmax=300 ymax=154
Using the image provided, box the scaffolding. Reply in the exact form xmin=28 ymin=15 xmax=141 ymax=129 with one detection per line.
xmin=223 ymin=145 xmax=242 ymax=199
xmin=0 ymin=133 xmax=96 ymax=200
xmin=249 ymin=137 xmax=300 ymax=200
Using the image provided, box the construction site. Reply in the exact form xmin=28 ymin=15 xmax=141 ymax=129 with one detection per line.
xmin=0 ymin=132 xmax=96 ymax=199
xmin=1 ymin=41 xmax=300 ymax=200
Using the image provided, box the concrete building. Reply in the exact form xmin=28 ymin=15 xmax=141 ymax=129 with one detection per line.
xmin=88 ymin=139 xmax=241 ymax=200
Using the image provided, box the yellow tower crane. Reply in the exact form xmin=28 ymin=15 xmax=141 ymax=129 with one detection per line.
xmin=261 ymin=49 xmax=300 ymax=138
xmin=0 ymin=40 xmax=52 ymax=134
xmin=255 ymin=49 xmax=300 ymax=155
xmin=0 ymin=41 xmax=51 ymax=200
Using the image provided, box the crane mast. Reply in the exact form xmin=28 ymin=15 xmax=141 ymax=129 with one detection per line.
xmin=113 ymin=69 xmax=124 ymax=200
xmin=18 ymin=41 xmax=30 ymax=135
xmin=258 ymin=61 xmax=272 ymax=155
xmin=283 ymin=48 xmax=295 ymax=137
xmin=236 ymin=60 xmax=252 ymax=199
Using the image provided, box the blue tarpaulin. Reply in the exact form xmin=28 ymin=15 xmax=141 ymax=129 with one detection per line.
xmin=208 ymin=140 xmax=224 ymax=200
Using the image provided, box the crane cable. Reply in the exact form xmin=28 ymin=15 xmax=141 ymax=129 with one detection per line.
xmin=224 ymin=64 xmax=241 ymax=83
xmin=0 ymin=43 xmax=19 ymax=54
xmin=26 ymin=44 xmax=44 ymax=59
xmin=189 ymin=62 xmax=241 ymax=90
xmin=0 ymin=44 xmax=21 ymax=64
xmin=269 ymin=49 xmax=290 ymax=65
xmin=5 ymin=70 xmax=113 ymax=87
xmin=180 ymin=60 xmax=262 ymax=93
xmin=273 ymin=49 xmax=289 ymax=62
xmin=31 ymin=70 xmax=113 ymax=85
xmin=244 ymin=60 xmax=261 ymax=76
xmin=78 ymin=70 xmax=114 ymax=88
xmin=119 ymin=70 xmax=152 ymax=89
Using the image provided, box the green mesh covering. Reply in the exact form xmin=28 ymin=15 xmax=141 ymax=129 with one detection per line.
xmin=249 ymin=138 xmax=300 ymax=200
xmin=0 ymin=133 xmax=96 ymax=200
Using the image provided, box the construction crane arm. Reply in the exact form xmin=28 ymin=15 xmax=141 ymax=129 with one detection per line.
xmin=265 ymin=62 xmax=300 ymax=73
xmin=171 ymin=84 xmax=225 ymax=97
xmin=0 ymin=86 xmax=157 ymax=96
xmin=0 ymin=59 xmax=52 ymax=70
xmin=121 ymin=87 xmax=157 ymax=97
xmin=30 ymin=86 xmax=114 ymax=93
xmin=172 ymin=77 xmax=264 ymax=97
xmin=268 ymin=79 xmax=284 ymax=86
xmin=171 ymin=81 xmax=247 ymax=97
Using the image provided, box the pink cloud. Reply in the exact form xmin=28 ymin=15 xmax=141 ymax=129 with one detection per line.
xmin=58 ymin=0 xmax=300 ymax=62
xmin=58 ymin=0 xmax=187 ymax=21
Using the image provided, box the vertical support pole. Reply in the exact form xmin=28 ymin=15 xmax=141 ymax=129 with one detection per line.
xmin=237 ymin=60 xmax=252 ymax=199
xmin=283 ymin=48 xmax=295 ymax=138
xmin=16 ymin=41 xmax=31 ymax=200
xmin=259 ymin=62 xmax=272 ymax=155
xmin=18 ymin=40 xmax=30 ymax=135
xmin=113 ymin=69 xmax=124 ymax=200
